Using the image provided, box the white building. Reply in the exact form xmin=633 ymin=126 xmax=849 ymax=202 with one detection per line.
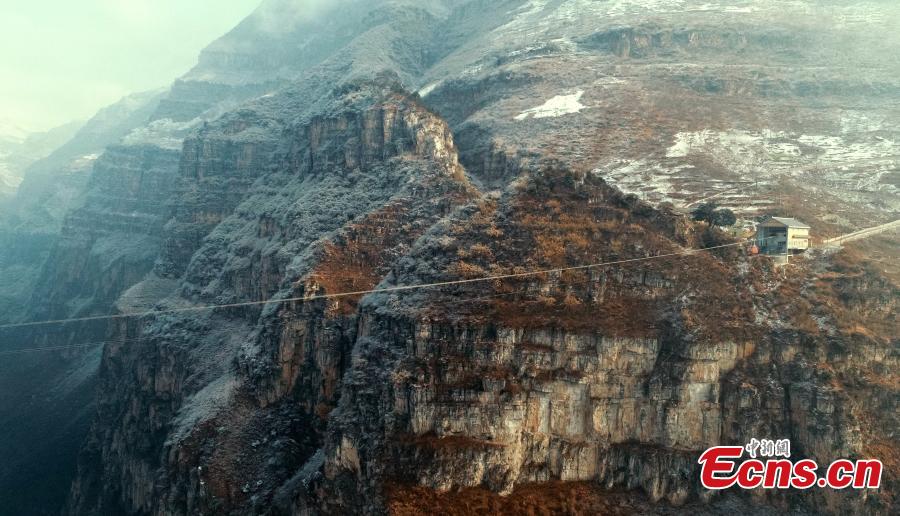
xmin=756 ymin=217 xmax=811 ymax=257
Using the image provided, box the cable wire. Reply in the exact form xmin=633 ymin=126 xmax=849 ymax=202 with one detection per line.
xmin=0 ymin=238 xmax=753 ymax=332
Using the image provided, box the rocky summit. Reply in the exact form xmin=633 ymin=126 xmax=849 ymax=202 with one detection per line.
xmin=0 ymin=1 xmax=897 ymax=515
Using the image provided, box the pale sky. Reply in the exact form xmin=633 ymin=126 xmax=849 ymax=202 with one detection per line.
xmin=1 ymin=0 xmax=262 ymax=132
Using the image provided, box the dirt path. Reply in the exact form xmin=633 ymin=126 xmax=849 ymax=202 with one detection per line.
xmin=819 ymin=219 xmax=900 ymax=247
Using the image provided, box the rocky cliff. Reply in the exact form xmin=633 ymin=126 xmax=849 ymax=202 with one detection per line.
xmin=1 ymin=1 xmax=897 ymax=515
xmin=2 ymin=0 xmax=466 ymax=510
xmin=65 ymin=78 xmax=477 ymax=515
xmin=0 ymin=90 xmax=170 ymax=516
xmin=310 ymin=167 xmax=897 ymax=515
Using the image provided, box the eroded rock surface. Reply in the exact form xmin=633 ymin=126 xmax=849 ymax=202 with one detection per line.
xmin=0 ymin=2 xmax=897 ymax=515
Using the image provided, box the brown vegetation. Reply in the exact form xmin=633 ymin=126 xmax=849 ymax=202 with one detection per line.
xmin=308 ymin=202 xmax=427 ymax=315
xmin=424 ymin=165 xmax=758 ymax=342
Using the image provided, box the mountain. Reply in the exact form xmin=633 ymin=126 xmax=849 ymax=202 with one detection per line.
xmin=0 ymin=120 xmax=83 ymax=199
xmin=2 ymin=91 xmax=165 ymax=231
xmin=0 ymin=119 xmax=32 ymax=147
xmin=0 ymin=1 xmax=897 ymax=515
xmin=1 ymin=0 xmax=441 ymax=512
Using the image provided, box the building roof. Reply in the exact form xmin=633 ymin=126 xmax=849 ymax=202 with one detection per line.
xmin=760 ymin=216 xmax=811 ymax=229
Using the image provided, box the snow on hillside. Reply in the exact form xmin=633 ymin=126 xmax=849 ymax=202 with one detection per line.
xmin=597 ymin=125 xmax=899 ymax=217
xmin=122 ymin=118 xmax=203 ymax=150
xmin=515 ymin=91 xmax=586 ymax=120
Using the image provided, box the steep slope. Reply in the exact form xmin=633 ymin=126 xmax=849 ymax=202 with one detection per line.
xmin=66 ymin=77 xmax=477 ymax=515
xmin=2 ymin=1 xmax=511 ymax=511
xmin=0 ymin=92 xmax=167 ymax=516
xmin=0 ymin=119 xmax=83 ymax=200
xmin=421 ymin=0 xmax=900 ymax=231
xmin=311 ymin=166 xmax=897 ymax=514
xmin=2 ymin=1 xmax=897 ymax=515
xmin=0 ymin=90 xmax=165 ymax=325
xmin=2 ymin=91 xmax=164 ymax=232
xmin=0 ymin=90 xmax=168 ymax=516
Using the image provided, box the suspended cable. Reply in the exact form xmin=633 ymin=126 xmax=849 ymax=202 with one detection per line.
xmin=0 ymin=238 xmax=754 ymax=332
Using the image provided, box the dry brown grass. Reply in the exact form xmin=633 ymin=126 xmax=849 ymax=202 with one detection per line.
xmin=843 ymin=233 xmax=900 ymax=286
xmin=309 ymin=203 xmax=422 ymax=315
xmin=422 ymin=165 xmax=761 ymax=342
xmin=803 ymin=247 xmax=898 ymax=344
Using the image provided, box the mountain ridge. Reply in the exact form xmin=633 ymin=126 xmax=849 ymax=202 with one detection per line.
xmin=0 ymin=1 xmax=897 ymax=514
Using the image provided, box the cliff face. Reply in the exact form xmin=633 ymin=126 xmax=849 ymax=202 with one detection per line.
xmin=0 ymin=120 xmax=83 ymax=201
xmin=65 ymin=80 xmax=478 ymax=515
xmin=2 ymin=2 xmax=475 ymax=511
xmin=308 ymin=168 xmax=897 ymax=515
xmin=0 ymin=93 xmax=172 ymax=515
xmin=2 ymin=1 xmax=898 ymax=515
xmin=0 ymin=91 xmax=164 ymax=325
xmin=65 ymin=114 xmax=897 ymax=515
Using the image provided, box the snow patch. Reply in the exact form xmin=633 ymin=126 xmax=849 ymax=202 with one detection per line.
xmin=418 ymin=82 xmax=440 ymax=97
xmin=649 ymin=125 xmax=900 ymax=212
xmin=594 ymin=76 xmax=627 ymax=87
xmin=122 ymin=117 xmax=203 ymax=150
xmin=515 ymin=90 xmax=586 ymax=120
xmin=690 ymin=3 xmax=757 ymax=14
xmin=667 ymin=128 xmax=898 ymax=173
xmin=666 ymin=129 xmax=766 ymax=158
xmin=840 ymin=112 xmax=885 ymax=134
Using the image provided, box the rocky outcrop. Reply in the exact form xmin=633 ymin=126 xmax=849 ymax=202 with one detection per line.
xmin=29 ymin=144 xmax=182 ymax=324
xmin=65 ymin=80 xmax=479 ymax=516
xmin=311 ymin=167 xmax=897 ymax=515
xmin=0 ymin=91 xmax=164 ymax=327
xmin=2 ymin=1 xmax=473 ymax=510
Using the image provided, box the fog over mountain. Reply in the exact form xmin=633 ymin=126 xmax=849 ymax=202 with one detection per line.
xmin=0 ymin=0 xmax=261 ymax=132
xmin=0 ymin=1 xmax=897 ymax=515
xmin=0 ymin=120 xmax=85 ymax=200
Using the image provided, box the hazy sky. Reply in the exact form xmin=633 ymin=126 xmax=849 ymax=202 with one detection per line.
xmin=1 ymin=0 xmax=262 ymax=132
